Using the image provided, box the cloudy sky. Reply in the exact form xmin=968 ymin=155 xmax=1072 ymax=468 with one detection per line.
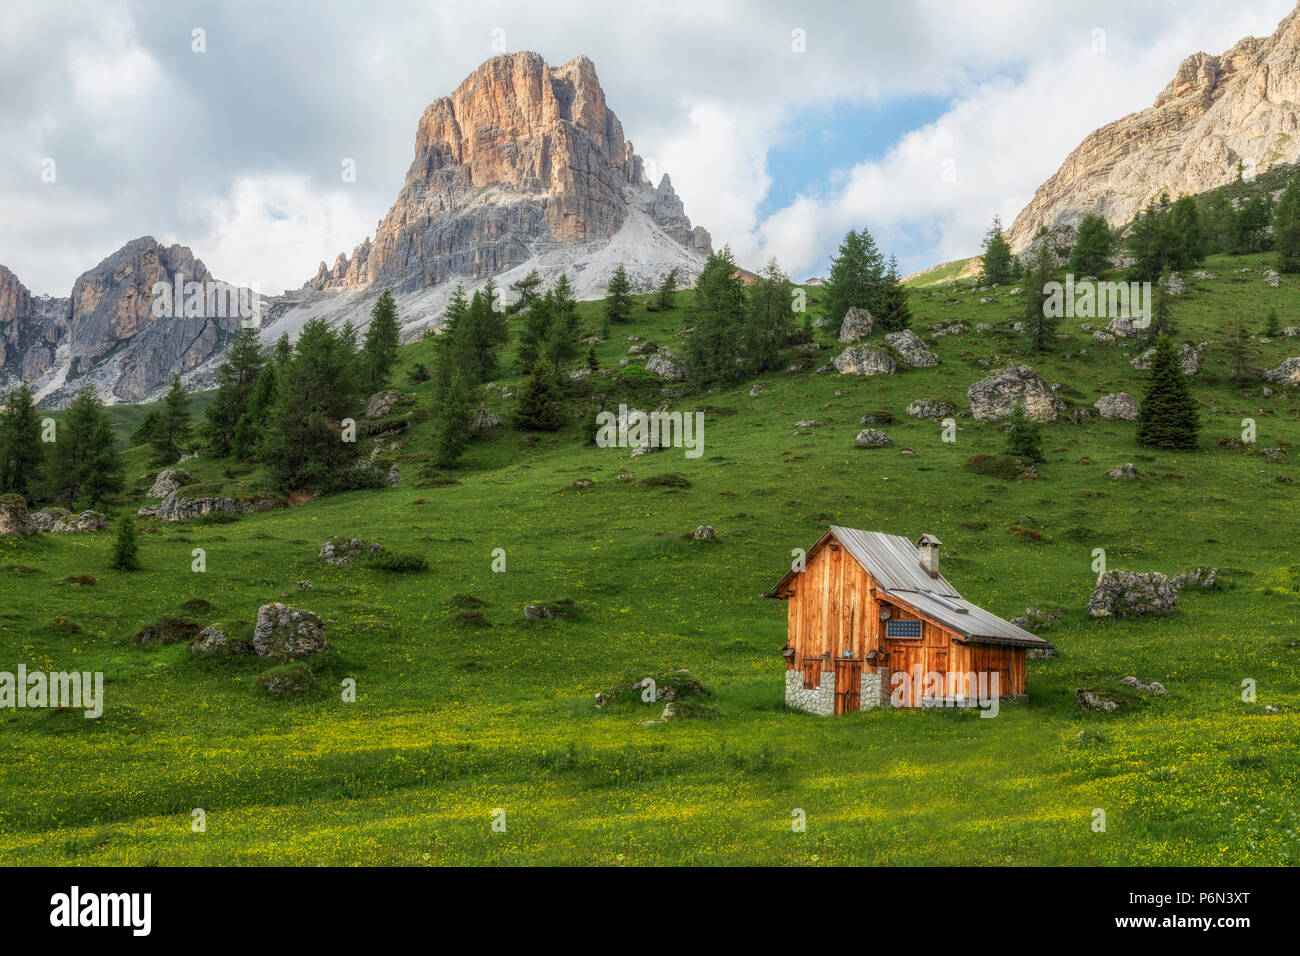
xmin=1 ymin=0 xmax=1294 ymax=295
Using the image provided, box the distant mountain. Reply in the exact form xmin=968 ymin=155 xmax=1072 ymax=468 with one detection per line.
xmin=0 ymin=52 xmax=711 ymax=407
xmin=1008 ymin=2 xmax=1300 ymax=250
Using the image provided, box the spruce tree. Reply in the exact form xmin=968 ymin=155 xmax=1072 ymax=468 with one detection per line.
xmin=1227 ymin=314 xmax=1258 ymax=386
xmin=1136 ymin=336 xmax=1199 ymax=450
xmin=686 ymin=246 xmax=748 ymax=383
xmin=1003 ymin=400 xmax=1044 ymax=463
xmin=516 ymin=288 xmax=555 ymax=372
xmin=1265 ymin=307 xmax=1280 ymax=337
xmin=1274 ymin=174 xmax=1300 ymax=272
xmin=546 ymin=274 xmax=582 ymax=367
xmin=1147 ymin=286 xmax=1175 ymax=341
xmin=360 ymin=290 xmax=401 ymax=393
xmin=875 ymin=256 xmax=912 ymax=333
xmin=110 ymin=512 xmax=140 ymax=571
xmin=48 ymin=386 xmax=123 ymax=508
xmin=1021 ymin=241 xmax=1058 ymax=353
xmin=1233 ymin=194 xmax=1272 ymax=253
xmin=261 ymin=319 xmax=364 ymax=491
xmin=430 ymin=373 xmax=473 ymax=467
xmin=1168 ymin=195 xmax=1206 ymax=270
xmin=1069 ymin=214 xmax=1112 ymax=276
xmin=979 ymin=216 xmax=1015 ymax=285
xmin=513 ymin=357 xmax=565 ymax=431
xmin=826 ymin=228 xmax=885 ymax=323
xmin=745 ymin=258 xmax=796 ymax=373
xmin=150 ymin=375 xmax=193 ymax=465
xmin=605 ymin=263 xmax=633 ymax=325
xmin=232 ymin=363 xmax=278 ymax=460
xmin=0 ymin=384 xmax=43 ymax=501
xmin=203 ymin=327 xmax=263 ymax=457
xmin=273 ymin=332 xmax=293 ymax=367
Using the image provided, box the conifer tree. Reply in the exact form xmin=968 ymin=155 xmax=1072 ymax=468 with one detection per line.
xmin=1233 ymin=194 xmax=1272 ymax=253
xmin=1021 ymin=241 xmax=1058 ymax=353
xmin=513 ymin=357 xmax=565 ymax=431
xmin=508 ymin=270 xmax=542 ymax=314
xmin=1227 ymin=314 xmax=1258 ymax=386
xmin=546 ymin=274 xmax=582 ymax=367
xmin=516 ymin=288 xmax=555 ymax=372
xmin=875 ymin=256 xmax=912 ymax=333
xmin=150 ymin=375 xmax=193 ymax=465
xmin=979 ymin=216 xmax=1015 ymax=285
xmin=826 ymin=228 xmax=885 ymax=323
xmin=231 ymin=363 xmax=278 ymax=460
xmin=110 ymin=512 xmax=140 ymax=572
xmin=1137 ymin=336 xmax=1199 ymax=450
xmin=47 ymin=386 xmax=123 ymax=508
xmin=656 ymin=267 xmax=680 ymax=310
xmin=1265 ymin=307 xmax=1280 ymax=337
xmin=0 ymin=384 xmax=43 ymax=501
xmin=360 ymin=290 xmax=401 ymax=393
xmin=1274 ymin=174 xmax=1300 ymax=272
xmin=203 ymin=327 xmax=263 ymax=457
xmin=430 ymin=372 xmax=473 ymax=467
xmin=1003 ymin=400 xmax=1044 ymax=463
xmin=686 ymin=247 xmax=748 ymax=383
xmin=746 ymin=258 xmax=796 ymax=373
xmin=605 ymin=263 xmax=633 ymax=325
xmin=1069 ymin=214 xmax=1112 ymax=276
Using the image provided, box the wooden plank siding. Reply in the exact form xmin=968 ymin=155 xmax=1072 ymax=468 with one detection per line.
xmin=785 ymin=539 xmax=1026 ymax=705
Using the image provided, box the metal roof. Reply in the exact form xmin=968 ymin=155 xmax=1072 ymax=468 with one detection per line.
xmin=766 ymin=526 xmax=1052 ymax=648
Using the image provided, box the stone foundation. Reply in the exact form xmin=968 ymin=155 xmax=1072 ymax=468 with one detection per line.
xmin=785 ymin=667 xmax=889 ymax=715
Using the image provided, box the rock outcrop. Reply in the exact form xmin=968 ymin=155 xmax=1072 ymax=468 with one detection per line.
xmin=1008 ymin=5 xmax=1300 ymax=249
xmin=834 ymin=346 xmax=897 ymax=376
xmin=306 ymin=53 xmax=710 ymax=296
xmin=251 ymin=603 xmax=329 ymax=659
xmin=966 ymin=366 xmax=1064 ymax=422
xmin=1086 ymin=570 xmax=1178 ymax=617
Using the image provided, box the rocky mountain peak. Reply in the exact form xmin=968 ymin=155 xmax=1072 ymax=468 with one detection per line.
xmin=1007 ymin=2 xmax=1300 ymax=249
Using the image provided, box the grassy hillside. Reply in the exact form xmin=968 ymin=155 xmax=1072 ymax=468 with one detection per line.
xmin=2 ymin=254 xmax=1298 ymax=865
xmin=903 ymin=256 xmax=980 ymax=288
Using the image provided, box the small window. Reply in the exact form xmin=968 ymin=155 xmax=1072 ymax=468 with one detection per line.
xmin=885 ymin=619 xmax=923 ymax=639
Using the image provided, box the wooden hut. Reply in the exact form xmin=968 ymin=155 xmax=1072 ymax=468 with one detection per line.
xmin=766 ymin=527 xmax=1053 ymax=714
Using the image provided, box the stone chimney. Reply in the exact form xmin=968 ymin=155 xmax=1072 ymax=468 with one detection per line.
xmin=916 ymin=534 xmax=942 ymax=578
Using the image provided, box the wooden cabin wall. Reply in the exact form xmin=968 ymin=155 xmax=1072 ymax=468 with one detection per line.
xmin=787 ymin=542 xmax=881 ymax=670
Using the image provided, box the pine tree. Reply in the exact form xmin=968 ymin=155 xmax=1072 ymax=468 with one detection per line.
xmin=508 ymin=270 xmax=542 ymax=315
xmin=875 ymin=256 xmax=912 ymax=333
xmin=430 ymin=373 xmax=473 ymax=467
xmin=273 ymin=333 xmax=293 ymax=367
xmin=1069 ymin=214 xmax=1112 ymax=276
xmin=605 ymin=263 xmax=633 ymax=325
xmin=1137 ymin=336 xmax=1200 ymax=449
xmin=47 ymin=386 xmax=123 ymax=508
xmin=0 ymin=384 xmax=43 ymax=501
xmin=131 ymin=409 xmax=161 ymax=448
xmin=515 ymin=288 xmax=555 ymax=372
xmin=585 ymin=344 xmax=599 ymax=372
xmin=150 ymin=375 xmax=193 ymax=465
xmin=1167 ymin=195 xmax=1206 ymax=270
xmin=656 ymin=268 xmax=680 ymax=310
xmin=1126 ymin=200 xmax=1170 ymax=281
xmin=1265 ymin=307 xmax=1280 ymax=337
xmin=1199 ymin=190 xmax=1235 ymax=254
xmin=1147 ymin=286 xmax=1176 ymax=341
xmin=110 ymin=512 xmax=140 ymax=571
xmin=360 ymin=290 xmax=400 ymax=393
xmin=480 ymin=276 xmax=508 ymax=348
xmin=513 ymin=357 xmax=565 ymax=431
xmin=686 ymin=247 xmax=748 ymax=383
xmin=202 ymin=327 xmax=263 ymax=457
xmin=1021 ymin=241 xmax=1058 ymax=353
xmin=826 ymin=228 xmax=885 ymax=323
xmin=745 ymin=258 xmax=796 ymax=373
xmin=979 ymin=216 xmax=1015 ymax=285
xmin=1003 ymin=400 xmax=1044 ymax=463
xmin=1274 ymin=174 xmax=1300 ymax=272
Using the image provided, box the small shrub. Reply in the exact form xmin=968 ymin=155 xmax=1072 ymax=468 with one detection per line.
xmin=365 ymin=552 xmax=429 ymax=573
xmin=644 ymin=473 xmax=691 ymax=488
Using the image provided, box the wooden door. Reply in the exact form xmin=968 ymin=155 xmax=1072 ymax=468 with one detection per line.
xmin=886 ymin=640 xmax=924 ymax=707
xmin=834 ymin=658 xmax=862 ymax=714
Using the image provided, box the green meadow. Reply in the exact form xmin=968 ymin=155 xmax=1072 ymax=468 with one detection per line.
xmin=2 ymin=252 xmax=1298 ymax=865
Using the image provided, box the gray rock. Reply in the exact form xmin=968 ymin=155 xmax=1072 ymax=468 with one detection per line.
xmin=365 ymin=390 xmax=403 ymax=419
xmin=0 ymin=495 xmax=35 ymax=536
xmin=1076 ymin=688 xmax=1120 ymax=711
xmin=837 ymin=306 xmax=875 ymax=343
xmin=319 ymin=538 xmax=383 ymax=566
xmin=966 ymin=365 xmax=1063 ymax=422
xmin=189 ymin=625 xmax=253 ymax=656
xmin=260 ymin=665 xmax=314 ymax=694
xmin=1094 ymin=392 xmax=1138 ymax=420
xmin=471 ymin=407 xmax=502 ymax=432
xmin=906 ymin=399 xmax=955 ymax=420
xmin=1264 ymin=357 xmax=1300 ymax=386
xmin=1132 ymin=342 xmax=1204 ymax=375
xmin=691 ymin=525 xmax=717 ymax=541
xmin=834 ymin=346 xmax=897 ymax=376
xmin=147 ymin=467 xmax=193 ymax=499
xmin=251 ymin=603 xmax=329 ymax=659
xmin=1120 ymin=675 xmax=1169 ymax=695
xmin=1104 ymin=462 xmax=1140 ymax=480
xmin=1171 ymin=567 xmax=1220 ymax=590
xmin=1162 ymin=273 xmax=1188 ymax=295
xmin=1087 ymin=570 xmax=1178 ymax=617
xmin=793 ymin=420 xmax=823 ymax=429
xmin=884 ymin=330 xmax=939 ymax=368
xmin=646 ymin=350 xmax=687 ymax=381
xmin=854 ymin=428 xmax=892 ymax=448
